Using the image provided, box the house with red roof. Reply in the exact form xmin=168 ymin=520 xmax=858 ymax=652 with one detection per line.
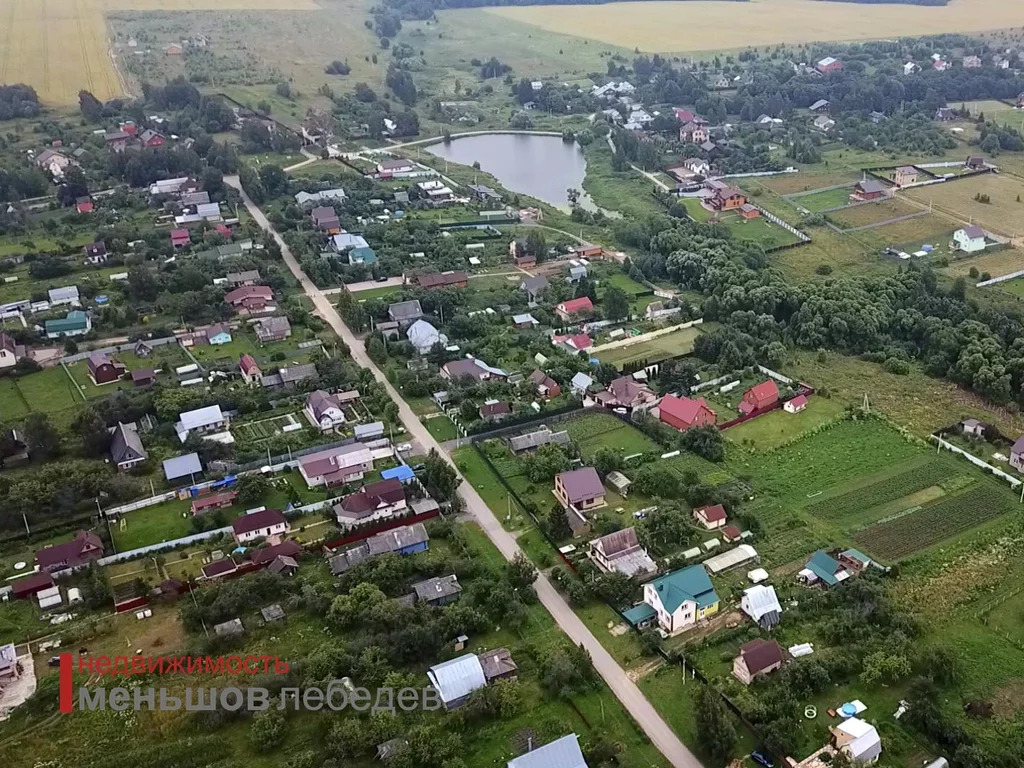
xmin=552 ymin=333 xmax=593 ymax=354
xmin=12 ymin=571 xmax=54 ymax=599
xmin=214 ymin=223 xmax=232 ymax=239
xmin=250 ymin=539 xmax=302 ymax=566
xmin=659 ymin=394 xmax=716 ymax=431
xmin=784 ymin=394 xmax=808 ymax=414
xmin=239 ymin=354 xmax=262 ymax=385
xmin=191 ymin=491 xmax=238 ymax=516
xmin=201 ymin=558 xmax=237 ymax=580
xmin=139 ymin=129 xmax=166 ymax=148
xmin=693 ymin=504 xmax=727 ymax=530
xmin=170 ymin=228 xmax=191 ymax=249
xmin=76 ymin=198 xmax=94 ymax=214
xmin=739 ymin=380 xmax=779 ymax=416
xmin=554 ymin=297 xmax=594 ymax=322
xmin=232 ymin=508 xmax=289 ymax=544
xmin=528 ymin=370 xmax=561 ymax=399
xmin=35 ymin=530 xmax=104 ymax=572
xmin=479 ymin=401 xmax=512 ymax=421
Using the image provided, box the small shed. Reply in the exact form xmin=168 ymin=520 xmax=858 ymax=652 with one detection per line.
xmin=214 ymin=618 xmax=244 ymax=637
xmin=260 ymin=604 xmax=285 ymax=623
xmin=605 ymin=471 xmax=632 ymax=497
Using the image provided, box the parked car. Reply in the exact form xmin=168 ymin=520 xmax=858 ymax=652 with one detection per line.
xmin=751 ymin=751 xmax=774 ymax=768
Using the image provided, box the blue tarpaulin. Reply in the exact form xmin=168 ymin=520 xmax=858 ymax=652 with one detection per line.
xmin=381 ymin=465 xmax=415 ymax=482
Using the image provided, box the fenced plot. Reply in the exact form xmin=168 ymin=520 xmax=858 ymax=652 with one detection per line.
xmin=563 ymin=412 xmax=660 ymax=458
xmin=234 ymin=413 xmax=303 ymax=441
xmin=852 ymin=485 xmax=1014 ymax=561
xmin=805 ymin=459 xmax=953 ymax=520
xmin=595 ymin=327 xmax=702 ymax=369
xmin=789 ymin=186 xmax=854 ymax=212
xmin=830 ymin=198 xmax=922 ymax=229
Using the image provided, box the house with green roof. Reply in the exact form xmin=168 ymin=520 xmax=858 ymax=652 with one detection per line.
xmin=798 ymin=549 xmax=873 ymax=588
xmin=624 ymin=564 xmax=720 ymax=636
xmin=45 ymin=310 xmax=91 ymax=339
xmin=348 ymin=246 xmax=377 ymax=266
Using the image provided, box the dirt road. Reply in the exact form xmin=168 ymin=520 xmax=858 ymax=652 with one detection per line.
xmin=225 ymin=175 xmax=705 ymax=768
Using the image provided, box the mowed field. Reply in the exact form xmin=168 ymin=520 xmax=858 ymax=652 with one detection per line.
xmin=0 ymin=0 xmax=319 ymax=104
xmin=485 ymin=0 xmax=1024 ymax=53
xmin=905 ymin=173 xmax=1024 ymax=236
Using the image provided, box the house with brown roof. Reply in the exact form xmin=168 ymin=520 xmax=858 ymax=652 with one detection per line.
xmin=694 ymin=503 xmax=727 ymax=529
xmin=232 ymin=508 xmax=289 ymax=544
xmin=254 ymin=316 xmax=291 ymax=342
xmin=732 ymin=639 xmax=784 ymax=685
xmin=87 ymin=352 xmax=127 ymax=385
xmin=528 ymin=369 xmax=562 ymax=399
xmin=659 ymin=394 xmax=716 ymax=431
xmin=250 ymin=539 xmax=303 ymax=567
xmin=201 ymin=558 xmax=237 ymax=580
xmin=441 ymin=358 xmax=504 ymax=382
xmin=597 ymin=376 xmax=657 ymax=410
xmin=739 ymin=380 xmax=779 ymax=415
xmin=305 ymin=390 xmax=346 ymax=430
xmin=35 ymin=530 xmax=104 ymax=572
xmin=852 ymin=179 xmax=887 ymax=201
xmin=311 ymin=206 xmax=341 ymax=234
xmin=708 ymin=184 xmax=746 ymax=212
xmin=190 ymin=491 xmax=238 ymax=515
xmin=298 ymin=443 xmax=374 ymax=487
xmin=589 ymin=527 xmax=657 ymax=577
xmin=479 ymin=648 xmax=518 ymax=684
xmin=679 ymin=121 xmax=709 ymax=144
xmin=416 ymin=271 xmax=468 ymax=290
xmin=225 ymin=285 xmax=275 ymax=316
xmin=555 ymin=468 xmax=606 ymax=512
xmin=479 ymin=401 xmax=512 ymax=421
xmin=334 ymin=478 xmax=406 ymax=527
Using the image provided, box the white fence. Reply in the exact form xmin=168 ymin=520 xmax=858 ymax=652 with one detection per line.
xmin=103 ymin=491 xmax=177 ymax=518
xmin=930 ymin=435 xmax=1021 ymax=489
xmin=977 ymin=268 xmax=1024 ymax=288
xmin=98 ymin=526 xmax=234 ymax=563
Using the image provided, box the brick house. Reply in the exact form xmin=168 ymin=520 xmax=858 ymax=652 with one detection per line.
xmin=87 ymin=352 xmax=127 ymax=385
xmin=554 ymin=297 xmax=594 ymax=321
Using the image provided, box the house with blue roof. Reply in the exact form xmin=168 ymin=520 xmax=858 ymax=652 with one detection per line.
xmin=623 ymin=564 xmax=720 ymax=636
xmin=799 ymin=548 xmax=873 ymax=588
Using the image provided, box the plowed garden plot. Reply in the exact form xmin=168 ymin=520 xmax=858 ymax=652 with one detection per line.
xmin=852 ymin=486 xmax=1014 ymax=560
xmin=830 ymin=199 xmax=921 ymax=229
xmin=805 ymin=460 xmax=952 ymax=520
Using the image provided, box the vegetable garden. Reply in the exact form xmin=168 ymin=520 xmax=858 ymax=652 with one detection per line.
xmin=852 ymin=485 xmax=1015 ymax=560
xmin=805 ymin=459 xmax=952 ymax=520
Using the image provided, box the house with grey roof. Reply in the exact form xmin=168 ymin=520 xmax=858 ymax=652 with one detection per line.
xmin=254 ymin=316 xmax=291 ymax=343
xmin=508 ymin=427 xmax=570 ymax=454
xmin=328 ymin=522 xmax=429 ymax=575
xmin=427 ymin=654 xmax=487 ymax=710
xmin=305 ymin=390 xmax=346 ymax=430
xmin=412 ymin=574 xmax=462 ymax=606
xmin=388 ymin=299 xmax=424 ymax=327
xmin=163 ymin=452 xmax=202 ymax=483
xmin=520 ymin=276 xmax=549 ymax=304
xmin=261 ymin=363 xmax=318 ymax=390
xmin=407 ymin=319 xmax=447 ymax=354
xmin=507 ymin=734 xmax=589 ymax=768
xmin=589 ymin=527 xmax=656 ymax=578
xmin=48 ymin=286 xmax=80 ymax=307
xmin=110 ymin=422 xmax=147 ymax=471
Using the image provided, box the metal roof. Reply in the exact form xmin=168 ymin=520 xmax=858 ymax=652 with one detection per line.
xmin=179 ymin=405 xmax=224 ymax=430
xmin=507 ymin=733 xmax=589 ymax=768
xmin=163 ymin=452 xmax=203 ymax=480
xmin=427 ymin=653 xmax=486 ymax=705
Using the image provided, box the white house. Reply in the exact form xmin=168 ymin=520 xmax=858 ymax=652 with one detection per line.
xmin=741 ymin=584 xmax=782 ymax=629
xmin=48 ymin=286 xmax=80 ymax=307
xmin=624 ymin=565 xmax=720 ymax=636
xmin=406 ymin=319 xmax=448 ymax=355
xmin=427 ymin=654 xmax=487 ymax=710
xmin=175 ymin=405 xmax=228 ymax=442
xmin=832 ymin=718 xmax=882 ymax=764
xmin=298 ymin=443 xmax=373 ymax=487
xmin=952 ymin=226 xmax=987 ymax=253
xmin=231 ymin=508 xmax=289 ymax=544
xmin=305 ymin=390 xmax=346 ymax=431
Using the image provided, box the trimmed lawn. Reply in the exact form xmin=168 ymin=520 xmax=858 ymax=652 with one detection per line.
xmin=349 ymin=284 xmax=402 ymax=301
xmin=595 ymin=326 xmax=702 ymax=369
xmin=424 ymin=414 xmax=459 ymax=441
xmin=16 ymin=366 xmax=83 ymax=412
xmin=564 ymin=412 xmax=661 ymax=458
xmin=789 ymin=185 xmax=853 ymax=212
xmin=724 ymin=396 xmax=847 ymax=450
xmin=0 ymin=378 xmax=30 ymax=420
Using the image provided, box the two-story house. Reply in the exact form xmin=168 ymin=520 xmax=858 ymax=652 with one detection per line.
xmin=624 ymin=564 xmax=720 ymax=636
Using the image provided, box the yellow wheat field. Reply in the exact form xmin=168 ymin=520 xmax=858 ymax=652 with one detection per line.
xmin=0 ymin=0 xmax=318 ymax=105
xmin=487 ymin=0 xmax=1024 ymax=54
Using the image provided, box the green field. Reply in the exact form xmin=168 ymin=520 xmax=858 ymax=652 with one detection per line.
xmin=563 ymin=411 xmax=660 ymax=458
xmin=724 ymin=396 xmax=846 ymax=450
xmin=790 ymin=186 xmax=853 ymax=212
xmin=595 ymin=327 xmax=702 ymax=369
xmin=424 ymin=414 xmax=460 ymax=441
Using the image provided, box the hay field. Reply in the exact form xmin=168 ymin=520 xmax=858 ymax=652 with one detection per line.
xmin=905 ymin=174 xmax=1024 ymax=237
xmin=486 ymin=0 xmax=1024 ymax=53
xmin=0 ymin=0 xmax=319 ymax=104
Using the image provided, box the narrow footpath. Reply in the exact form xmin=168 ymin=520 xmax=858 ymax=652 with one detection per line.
xmin=224 ymin=175 xmax=705 ymax=768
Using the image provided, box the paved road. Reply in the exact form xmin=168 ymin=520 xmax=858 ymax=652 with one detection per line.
xmin=225 ymin=175 xmax=704 ymax=768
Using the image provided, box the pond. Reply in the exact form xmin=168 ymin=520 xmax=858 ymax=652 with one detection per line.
xmin=423 ymin=132 xmax=608 ymax=214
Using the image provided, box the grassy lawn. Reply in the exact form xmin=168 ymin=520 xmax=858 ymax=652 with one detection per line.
xmin=595 ymin=326 xmax=702 ymax=369
xmin=724 ymin=214 xmax=799 ymax=248
xmin=830 ymin=197 xmax=921 ymax=229
xmin=15 ymin=366 xmax=83 ymax=413
xmin=564 ymin=412 xmax=661 ymax=458
xmin=789 ymin=185 xmax=853 ymax=212
xmin=905 ymin=173 xmax=1024 ymax=238
xmin=0 ymin=377 xmax=31 ymax=420
xmin=724 ymin=396 xmax=847 ymax=450
xmin=423 ymin=414 xmax=459 ymax=441
xmin=349 ymin=284 xmax=402 ymax=301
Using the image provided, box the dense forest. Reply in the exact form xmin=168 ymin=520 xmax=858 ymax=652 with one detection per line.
xmin=0 ymin=84 xmax=41 ymax=120
xmin=381 ymin=0 xmax=747 ymax=19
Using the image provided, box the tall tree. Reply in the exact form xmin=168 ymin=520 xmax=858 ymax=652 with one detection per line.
xmin=695 ymin=684 xmax=737 ymax=762
xmin=22 ymin=413 xmax=60 ymax=460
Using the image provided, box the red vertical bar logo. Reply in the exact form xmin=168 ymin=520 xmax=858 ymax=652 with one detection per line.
xmin=59 ymin=653 xmax=73 ymax=713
